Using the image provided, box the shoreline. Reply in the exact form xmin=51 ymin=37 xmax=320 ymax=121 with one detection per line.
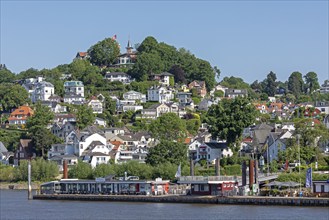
xmin=0 ymin=182 xmax=40 ymax=190
xmin=33 ymin=194 xmax=329 ymax=207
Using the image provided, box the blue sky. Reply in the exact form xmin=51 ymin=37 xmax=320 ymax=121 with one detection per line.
xmin=1 ymin=1 xmax=328 ymax=84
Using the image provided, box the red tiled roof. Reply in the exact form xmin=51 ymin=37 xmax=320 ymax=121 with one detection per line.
xmin=78 ymin=52 xmax=87 ymax=57
xmin=8 ymin=106 xmax=34 ymax=121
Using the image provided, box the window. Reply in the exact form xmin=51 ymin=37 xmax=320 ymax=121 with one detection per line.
xmin=321 ymin=185 xmax=325 ymax=193
xmin=208 ymin=155 xmax=210 ymax=159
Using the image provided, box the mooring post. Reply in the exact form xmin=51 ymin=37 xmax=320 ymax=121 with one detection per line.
xmin=28 ymin=158 xmax=32 ymax=200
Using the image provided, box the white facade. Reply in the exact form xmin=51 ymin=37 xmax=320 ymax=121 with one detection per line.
xmin=123 ymin=91 xmax=146 ymax=103
xmin=31 ymin=81 xmax=55 ymax=103
xmin=105 ymin=72 xmax=132 ymax=84
xmin=88 ymin=99 xmax=103 ymax=114
xmin=147 ymin=86 xmax=174 ymax=103
xmin=74 ymin=133 xmax=107 ymax=157
xmin=196 ymin=142 xmax=233 ymax=164
xmin=64 ymin=81 xmax=84 ymax=97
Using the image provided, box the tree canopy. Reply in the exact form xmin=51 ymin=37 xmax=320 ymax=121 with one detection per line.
xmin=205 ymin=97 xmax=258 ymax=148
xmin=88 ymin=37 xmax=120 ymax=66
xmin=76 ymin=105 xmax=96 ymax=130
xmin=148 ymin=112 xmax=187 ymax=141
xmin=145 ymin=140 xmax=188 ymax=166
xmin=131 ymin=36 xmax=217 ymax=90
xmin=26 ymin=103 xmax=58 ymax=157
xmin=0 ymin=84 xmax=30 ymax=112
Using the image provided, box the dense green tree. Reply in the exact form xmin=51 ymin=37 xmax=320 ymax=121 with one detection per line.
xmin=16 ymin=68 xmax=40 ymax=80
xmin=68 ymin=160 xmax=93 ymax=179
xmin=169 ymin=65 xmax=186 ymax=84
xmin=88 ymin=37 xmax=120 ymax=66
xmin=26 ymin=103 xmax=57 ymax=157
xmin=137 ymin=36 xmax=158 ymax=53
xmin=14 ymin=158 xmax=58 ymax=181
xmin=304 ymin=72 xmax=320 ymax=94
xmin=0 ymin=84 xmax=30 ymax=111
xmin=149 ymin=113 xmax=187 ymax=141
xmin=251 ymin=80 xmax=262 ymax=91
xmin=26 ymin=103 xmax=54 ymax=128
xmin=76 ymin=105 xmax=95 ymax=130
xmin=262 ymin=71 xmax=278 ymax=96
xmin=220 ymin=76 xmax=250 ymax=89
xmin=205 ymin=97 xmax=258 ymax=149
xmin=0 ymin=68 xmax=15 ymax=84
xmin=130 ymin=52 xmax=164 ymax=80
xmin=0 ymin=129 xmax=25 ymax=152
xmin=294 ymin=118 xmax=329 ymax=148
xmin=185 ymin=119 xmax=201 ymax=135
xmin=288 ymin=71 xmax=304 ymax=98
xmin=145 ymin=140 xmax=188 ymax=166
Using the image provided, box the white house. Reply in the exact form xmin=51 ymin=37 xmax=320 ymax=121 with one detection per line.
xmin=196 ymin=142 xmax=233 ymax=164
xmin=315 ymin=101 xmax=329 ymax=115
xmin=149 ymin=72 xmax=173 ymax=86
xmin=87 ymin=97 xmax=103 ymax=114
xmin=140 ymin=103 xmax=170 ymax=119
xmin=64 ymin=81 xmax=84 ymax=97
xmin=147 ymin=86 xmax=174 ymax=103
xmin=63 ymin=94 xmax=85 ymax=104
xmin=94 ymin=117 xmax=107 ymax=127
xmin=105 ymin=72 xmax=132 ymax=84
xmin=31 ymin=81 xmax=55 ymax=103
xmin=123 ymin=91 xmax=146 ymax=103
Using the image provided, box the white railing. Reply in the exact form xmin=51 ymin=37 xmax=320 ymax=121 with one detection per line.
xmin=179 ymin=176 xmax=237 ymax=182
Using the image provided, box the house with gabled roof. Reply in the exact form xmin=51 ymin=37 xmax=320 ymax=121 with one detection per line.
xmin=189 ymin=80 xmax=207 ymax=97
xmin=8 ymin=106 xmax=34 ymax=126
xmin=195 ymin=142 xmax=233 ymax=164
xmin=104 ymin=72 xmax=132 ymax=84
xmin=149 ymin=72 xmax=173 ymax=86
xmin=87 ymin=96 xmax=103 ymax=114
xmin=147 ymin=85 xmax=174 ymax=103
xmin=14 ymin=139 xmax=36 ymax=166
xmin=75 ymin=52 xmax=89 ymax=60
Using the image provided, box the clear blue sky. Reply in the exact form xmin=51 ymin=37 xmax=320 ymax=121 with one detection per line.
xmin=1 ymin=0 xmax=328 ymax=84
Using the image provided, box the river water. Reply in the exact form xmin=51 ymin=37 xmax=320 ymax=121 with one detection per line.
xmin=0 ymin=190 xmax=328 ymax=220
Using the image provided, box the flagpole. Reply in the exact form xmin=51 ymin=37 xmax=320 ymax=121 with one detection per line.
xmin=298 ymin=135 xmax=301 ymax=195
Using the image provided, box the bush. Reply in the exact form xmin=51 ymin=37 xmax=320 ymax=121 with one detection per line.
xmin=14 ymin=158 xmax=59 ymax=181
xmin=0 ymin=164 xmax=15 ymax=182
xmin=222 ymin=164 xmax=241 ymax=176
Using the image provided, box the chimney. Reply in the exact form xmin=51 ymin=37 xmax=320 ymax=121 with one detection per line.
xmin=63 ymin=160 xmax=68 ymax=179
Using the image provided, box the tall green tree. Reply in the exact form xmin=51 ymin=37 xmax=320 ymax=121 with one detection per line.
xmin=137 ymin=36 xmax=158 ymax=53
xmin=0 ymin=68 xmax=15 ymax=84
xmin=205 ymin=97 xmax=257 ymax=149
xmin=26 ymin=103 xmax=57 ymax=157
xmin=88 ymin=37 xmax=120 ymax=66
xmin=76 ymin=105 xmax=95 ymax=130
xmin=148 ymin=113 xmax=187 ymax=141
xmin=304 ymin=71 xmax=320 ymax=94
xmin=288 ymin=71 xmax=304 ymax=98
xmin=0 ymin=84 xmax=30 ymax=111
xmin=130 ymin=52 xmax=164 ymax=80
xmin=145 ymin=140 xmax=188 ymax=166
xmin=262 ymin=71 xmax=278 ymax=96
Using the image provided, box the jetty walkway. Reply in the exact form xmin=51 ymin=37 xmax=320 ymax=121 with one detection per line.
xmin=33 ymin=194 xmax=329 ymax=207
